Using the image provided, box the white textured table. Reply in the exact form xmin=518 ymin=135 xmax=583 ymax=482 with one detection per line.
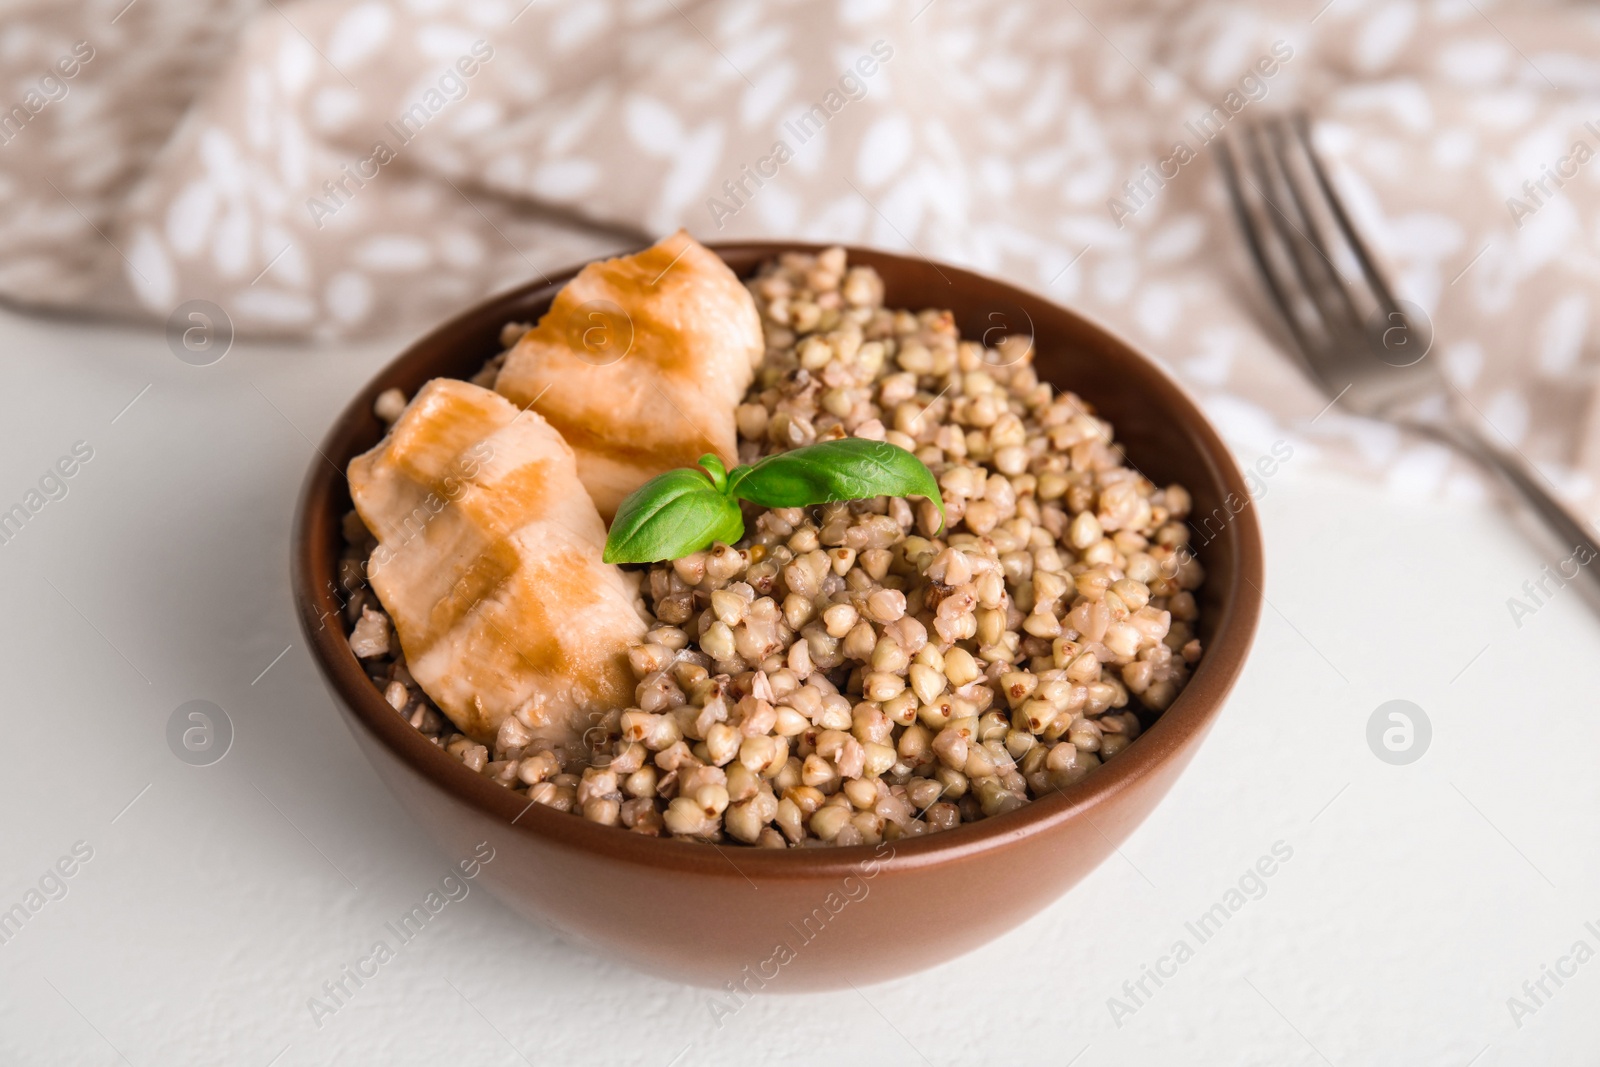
xmin=1 ymin=306 xmax=1596 ymax=1067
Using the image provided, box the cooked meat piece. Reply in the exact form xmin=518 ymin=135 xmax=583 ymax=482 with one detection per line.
xmin=348 ymin=378 xmax=646 ymax=747
xmin=493 ymin=229 xmax=761 ymax=519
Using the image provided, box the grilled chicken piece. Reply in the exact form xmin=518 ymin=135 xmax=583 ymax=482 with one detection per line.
xmin=493 ymin=230 xmax=762 ymax=519
xmin=348 ymin=378 xmax=645 ymax=747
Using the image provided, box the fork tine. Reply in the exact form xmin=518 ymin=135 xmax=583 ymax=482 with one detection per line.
xmin=1263 ymin=115 xmax=1370 ymax=344
xmin=1242 ymin=120 xmax=1366 ymax=362
xmin=1290 ymin=113 xmax=1404 ymax=325
xmin=1215 ymin=131 xmax=1322 ymax=365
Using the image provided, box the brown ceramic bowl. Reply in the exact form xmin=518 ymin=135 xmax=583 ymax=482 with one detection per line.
xmin=293 ymin=242 xmax=1263 ymax=991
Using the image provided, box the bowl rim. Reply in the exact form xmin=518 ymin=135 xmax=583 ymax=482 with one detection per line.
xmin=292 ymin=240 xmax=1264 ymax=879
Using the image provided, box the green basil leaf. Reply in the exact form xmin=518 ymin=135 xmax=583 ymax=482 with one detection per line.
xmin=728 ymin=438 xmax=945 ymax=531
xmin=697 ymin=453 xmax=729 ymax=493
xmin=603 ymin=467 xmax=745 ymax=563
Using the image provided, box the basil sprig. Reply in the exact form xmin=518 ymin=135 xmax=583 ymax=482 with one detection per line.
xmin=602 ymin=438 xmax=945 ymax=564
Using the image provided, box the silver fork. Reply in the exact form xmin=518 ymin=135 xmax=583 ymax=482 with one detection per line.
xmin=1217 ymin=112 xmax=1600 ymax=583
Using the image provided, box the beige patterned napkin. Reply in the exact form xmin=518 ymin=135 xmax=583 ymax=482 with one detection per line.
xmin=5 ymin=0 xmax=1600 ymax=505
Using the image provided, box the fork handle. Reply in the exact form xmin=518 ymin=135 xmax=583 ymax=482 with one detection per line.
xmin=1433 ymin=419 xmax=1600 ymax=583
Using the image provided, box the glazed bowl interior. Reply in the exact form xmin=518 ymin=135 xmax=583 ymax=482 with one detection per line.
xmin=294 ymin=241 xmax=1262 ymax=878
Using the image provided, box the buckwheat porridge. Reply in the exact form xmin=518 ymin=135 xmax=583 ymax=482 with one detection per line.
xmin=337 ymin=237 xmax=1204 ymax=848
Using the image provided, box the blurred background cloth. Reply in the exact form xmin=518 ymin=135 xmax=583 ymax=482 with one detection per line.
xmin=5 ymin=0 xmax=1600 ymax=505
